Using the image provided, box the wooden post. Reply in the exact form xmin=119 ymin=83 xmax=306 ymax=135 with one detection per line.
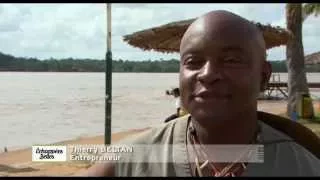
xmin=105 ymin=3 xmax=112 ymax=145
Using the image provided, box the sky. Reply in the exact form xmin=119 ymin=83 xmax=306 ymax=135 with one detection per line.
xmin=0 ymin=3 xmax=319 ymax=61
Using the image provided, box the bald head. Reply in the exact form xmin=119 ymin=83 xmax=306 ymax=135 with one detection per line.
xmin=180 ymin=10 xmax=266 ymax=61
xmin=178 ymin=10 xmax=272 ymax=123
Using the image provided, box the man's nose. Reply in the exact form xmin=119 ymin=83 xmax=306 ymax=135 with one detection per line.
xmin=197 ymin=61 xmax=222 ymax=83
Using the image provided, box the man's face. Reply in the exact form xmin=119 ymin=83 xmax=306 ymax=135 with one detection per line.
xmin=179 ymin=19 xmax=270 ymax=122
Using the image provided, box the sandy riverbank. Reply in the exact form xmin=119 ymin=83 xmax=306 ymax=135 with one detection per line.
xmin=0 ymin=100 xmax=319 ymax=176
xmin=0 ymin=128 xmax=149 ymax=176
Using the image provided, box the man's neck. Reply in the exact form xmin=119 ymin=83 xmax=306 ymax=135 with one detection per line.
xmin=191 ymin=110 xmax=258 ymax=145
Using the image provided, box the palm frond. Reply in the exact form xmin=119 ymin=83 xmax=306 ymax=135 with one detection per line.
xmin=303 ymin=3 xmax=320 ymax=21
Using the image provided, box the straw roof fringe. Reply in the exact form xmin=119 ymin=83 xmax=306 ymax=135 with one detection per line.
xmin=123 ymin=18 xmax=290 ymax=53
xmin=305 ymin=51 xmax=320 ymax=65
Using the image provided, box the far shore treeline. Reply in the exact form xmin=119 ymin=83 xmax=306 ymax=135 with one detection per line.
xmin=0 ymin=52 xmax=319 ymax=72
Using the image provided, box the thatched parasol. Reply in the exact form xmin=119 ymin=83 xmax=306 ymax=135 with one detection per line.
xmin=305 ymin=51 xmax=320 ymax=65
xmin=123 ymin=18 xmax=290 ymax=53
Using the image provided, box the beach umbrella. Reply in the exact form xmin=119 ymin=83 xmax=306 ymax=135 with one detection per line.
xmin=105 ymin=3 xmax=112 ymax=145
xmin=123 ymin=18 xmax=290 ymax=53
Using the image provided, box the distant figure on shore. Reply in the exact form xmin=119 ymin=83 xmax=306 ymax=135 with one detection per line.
xmin=4 ymin=146 xmax=8 ymax=153
xmin=164 ymin=88 xmax=188 ymax=122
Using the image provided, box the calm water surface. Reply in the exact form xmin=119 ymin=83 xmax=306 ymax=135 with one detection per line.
xmin=0 ymin=72 xmax=319 ymax=149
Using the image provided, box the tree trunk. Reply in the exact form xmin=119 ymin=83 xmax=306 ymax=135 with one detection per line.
xmin=286 ymin=4 xmax=314 ymax=118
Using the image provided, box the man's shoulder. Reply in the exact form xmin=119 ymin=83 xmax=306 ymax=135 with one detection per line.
xmin=247 ymin=140 xmax=320 ymax=176
xmin=290 ymin=142 xmax=319 ymax=162
xmin=111 ymin=116 xmax=189 ymax=177
xmin=116 ymin=116 xmax=189 ymax=145
xmin=277 ymin=141 xmax=320 ymax=175
xmin=258 ymin=120 xmax=293 ymax=142
xmin=259 ymin=119 xmax=318 ymax=158
xmin=258 ymin=120 xmax=320 ymax=176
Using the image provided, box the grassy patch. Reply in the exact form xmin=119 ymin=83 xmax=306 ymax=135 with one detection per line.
xmin=274 ymin=112 xmax=320 ymax=137
xmin=298 ymin=115 xmax=320 ymax=137
xmin=278 ymin=113 xmax=289 ymax=118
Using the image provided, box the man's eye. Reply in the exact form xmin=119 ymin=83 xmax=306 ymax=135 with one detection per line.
xmin=184 ymin=59 xmax=198 ymax=65
xmin=184 ymin=59 xmax=204 ymax=69
xmin=223 ymin=57 xmax=241 ymax=63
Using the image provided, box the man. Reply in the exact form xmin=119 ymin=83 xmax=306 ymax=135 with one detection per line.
xmin=79 ymin=10 xmax=320 ymax=176
xmin=164 ymin=88 xmax=188 ymax=122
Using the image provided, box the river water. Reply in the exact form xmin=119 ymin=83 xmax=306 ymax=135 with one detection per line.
xmin=0 ymin=72 xmax=319 ymax=149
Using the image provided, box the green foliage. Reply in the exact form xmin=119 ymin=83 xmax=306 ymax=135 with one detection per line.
xmin=270 ymin=60 xmax=288 ymax=72
xmin=303 ymin=3 xmax=320 ymax=21
xmin=0 ymin=51 xmax=319 ymax=72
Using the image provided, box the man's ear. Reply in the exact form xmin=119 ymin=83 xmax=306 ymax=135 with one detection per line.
xmin=260 ymin=61 xmax=272 ymax=92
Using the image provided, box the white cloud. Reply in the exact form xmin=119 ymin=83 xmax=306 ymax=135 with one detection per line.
xmin=0 ymin=3 xmax=319 ymax=61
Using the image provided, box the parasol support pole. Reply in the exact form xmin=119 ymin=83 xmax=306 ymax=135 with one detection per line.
xmin=105 ymin=3 xmax=112 ymax=145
